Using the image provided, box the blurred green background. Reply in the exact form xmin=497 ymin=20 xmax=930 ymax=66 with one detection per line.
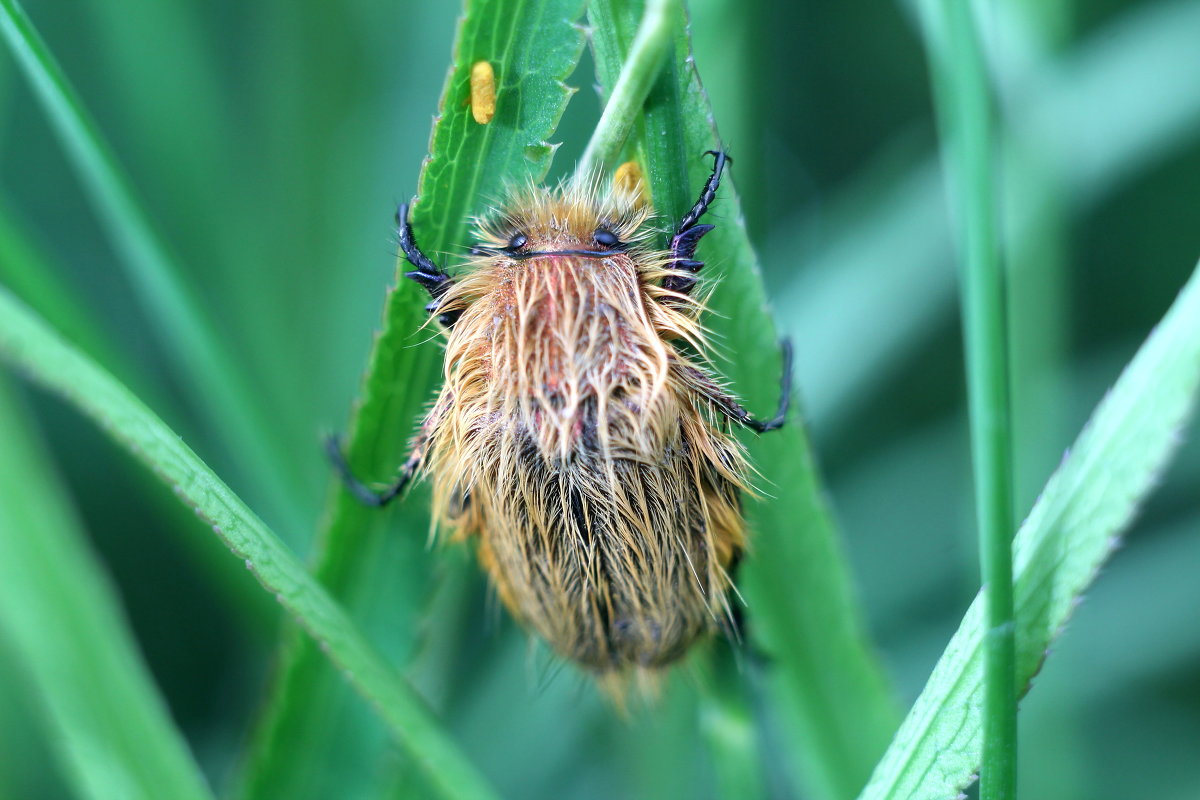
xmin=1 ymin=0 xmax=1198 ymax=798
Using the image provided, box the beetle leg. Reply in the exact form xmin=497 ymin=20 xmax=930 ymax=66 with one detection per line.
xmin=683 ymin=339 xmax=793 ymax=434
xmin=396 ymin=200 xmax=461 ymax=327
xmin=326 ymin=429 xmax=427 ymax=508
xmin=663 ymin=151 xmax=730 ymax=297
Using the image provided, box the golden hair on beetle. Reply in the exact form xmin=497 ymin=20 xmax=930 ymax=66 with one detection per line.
xmin=330 ymin=152 xmax=791 ymax=690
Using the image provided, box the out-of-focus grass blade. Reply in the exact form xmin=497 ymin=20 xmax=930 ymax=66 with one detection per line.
xmin=588 ymin=3 xmax=899 ymax=798
xmin=775 ymin=0 xmax=1200 ymax=434
xmin=700 ymin=651 xmax=766 ymax=800
xmin=0 ymin=196 xmax=276 ymax=640
xmin=859 ymin=259 xmax=1200 ymax=800
xmin=0 ymin=0 xmax=303 ymax=531
xmin=0 ymin=198 xmax=127 ymax=379
xmin=0 ymin=377 xmax=213 ymax=800
xmin=238 ymin=1 xmax=588 ymax=796
xmin=0 ymin=287 xmax=499 ymax=800
xmin=0 ymin=652 xmax=67 ymax=799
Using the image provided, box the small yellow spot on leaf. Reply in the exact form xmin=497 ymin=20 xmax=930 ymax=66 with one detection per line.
xmin=613 ymin=160 xmax=646 ymax=207
xmin=470 ymin=61 xmax=496 ymax=124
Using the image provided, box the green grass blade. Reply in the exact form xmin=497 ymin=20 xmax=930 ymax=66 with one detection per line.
xmin=0 ymin=200 xmax=284 ymax=644
xmin=0 ymin=0 xmax=302 ymax=529
xmin=238 ymin=1 xmax=588 ymax=796
xmin=0 ymin=287 xmax=498 ymax=800
xmin=588 ymin=3 xmax=899 ymax=798
xmin=0 ymin=377 xmax=213 ymax=800
xmin=919 ymin=1 xmax=1017 ymax=796
xmin=858 ymin=258 xmax=1200 ymax=800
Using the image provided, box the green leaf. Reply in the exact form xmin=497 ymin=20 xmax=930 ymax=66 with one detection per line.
xmin=0 ymin=0 xmax=304 ymax=532
xmin=0 ymin=286 xmax=498 ymax=800
xmin=587 ymin=3 xmax=900 ymax=798
xmin=858 ymin=259 xmax=1200 ymax=800
xmin=238 ymin=1 xmax=588 ymax=796
xmin=0 ymin=376 xmax=213 ymax=800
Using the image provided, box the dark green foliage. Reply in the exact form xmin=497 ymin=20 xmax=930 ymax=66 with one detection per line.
xmin=1 ymin=0 xmax=1199 ymax=798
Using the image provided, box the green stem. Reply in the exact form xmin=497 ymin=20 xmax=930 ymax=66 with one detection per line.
xmin=920 ymin=1 xmax=1017 ymax=797
xmin=576 ymin=0 xmax=677 ymax=178
xmin=0 ymin=0 xmax=303 ymax=531
xmin=0 ymin=287 xmax=498 ymax=800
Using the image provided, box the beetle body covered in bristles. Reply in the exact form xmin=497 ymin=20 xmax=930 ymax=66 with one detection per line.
xmin=331 ymin=152 xmax=791 ymax=683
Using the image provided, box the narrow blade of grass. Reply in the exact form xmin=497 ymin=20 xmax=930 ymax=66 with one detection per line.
xmin=588 ymin=3 xmax=900 ymax=798
xmin=0 ymin=200 xmax=281 ymax=640
xmin=0 ymin=376 xmax=213 ymax=800
xmin=0 ymin=0 xmax=303 ymax=531
xmin=237 ymin=1 xmax=589 ymax=796
xmin=919 ymin=1 xmax=1017 ymax=796
xmin=859 ymin=258 xmax=1200 ymax=800
xmin=0 ymin=286 xmax=498 ymax=800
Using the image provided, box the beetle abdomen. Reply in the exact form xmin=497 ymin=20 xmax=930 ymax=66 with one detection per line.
xmin=471 ymin=422 xmax=740 ymax=670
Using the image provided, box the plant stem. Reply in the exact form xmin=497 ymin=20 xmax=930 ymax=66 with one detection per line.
xmin=576 ymin=0 xmax=677 ymax=178
xmin=920 ymin=1 xmax=1017 ymax=797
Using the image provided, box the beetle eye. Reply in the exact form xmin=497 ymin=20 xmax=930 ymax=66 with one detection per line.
xmin=594 ymin=228 xmax=620 ymax=248
xmin=507 ymin=232 xmax=528 ymax=250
